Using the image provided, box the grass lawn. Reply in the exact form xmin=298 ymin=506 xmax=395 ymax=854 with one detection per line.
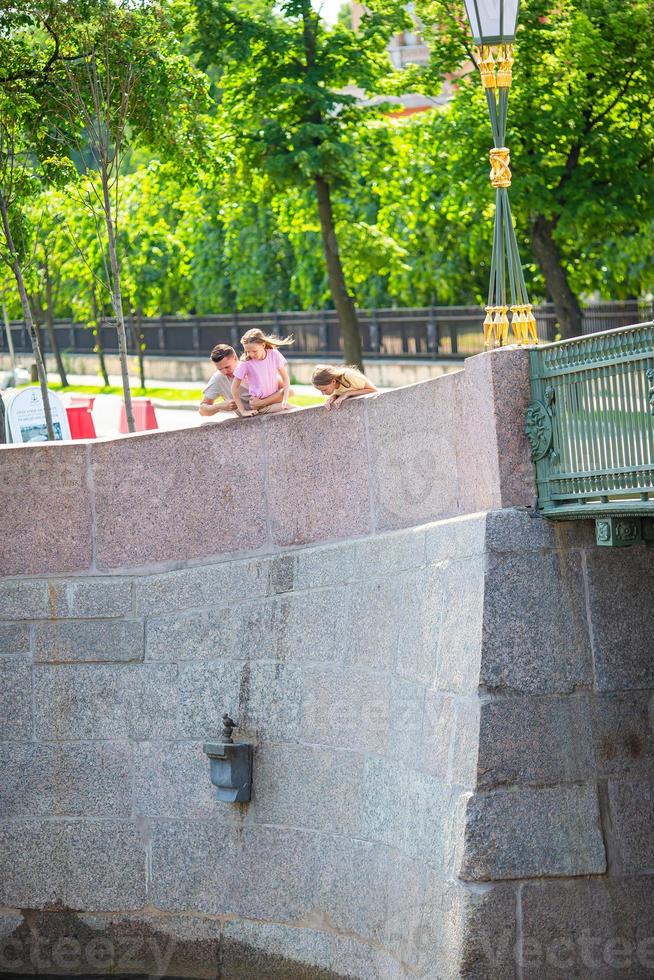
xmin=18 ymin=383 xmax=325 ymax=408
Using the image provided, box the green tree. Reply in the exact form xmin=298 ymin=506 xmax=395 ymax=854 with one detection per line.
xmin=191 ymin=0 xmax=410 ymax=367
xmin=415 ymin=0 xmax=654 ymax=337
xmin=51 ymin=0 xmax=211 ymax=428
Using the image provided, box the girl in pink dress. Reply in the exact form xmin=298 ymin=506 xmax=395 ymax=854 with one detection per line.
xmin=231 ymin=328 xmax=294 ymax=417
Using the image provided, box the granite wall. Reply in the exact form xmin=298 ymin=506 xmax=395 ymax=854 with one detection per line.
xmin=1 ymin=508 xmax=654 ymax=979
xmin=0 ymin=348 xmax=533 ymax=577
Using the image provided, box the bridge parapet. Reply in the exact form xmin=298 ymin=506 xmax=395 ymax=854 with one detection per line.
xmin=527 ymin=321 xmax=654 ymax=544
xmin=0 ymin=347 xmax=534 ymax=577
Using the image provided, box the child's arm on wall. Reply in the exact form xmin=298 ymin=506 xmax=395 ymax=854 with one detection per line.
xmin=330 ymin=381 xmax=378 ymax=409
xmin=199 ymin=397 xmax=236 ymax=416
xmin=231 ymin=376 xmax=256 ymax=416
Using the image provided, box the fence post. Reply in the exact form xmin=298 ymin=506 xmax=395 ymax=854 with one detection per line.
xmin=231 ymin=312 xmax=239 ymax=349
xmin=158 ymin=317 xmax=166 ymax=352
xmin=369 ymin=309 xmax=380 ymax=353
xmin=192 ymin=324 xmax=201 ymax=353
xmin=319 ymin=310 xmax=328 ymax=351
xmin=450 ymin=321 xmax=458 ymax=354
xmin=426 ymin=307 xmax=439 ymax=356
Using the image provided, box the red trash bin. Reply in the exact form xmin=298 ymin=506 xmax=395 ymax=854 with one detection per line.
xmin=69 ymin=395 xmax=96 ymax=411
xmin=119 ymin=398 xmax=158 ymax=433
xmin=66 ymin=405 xmax=97 ymax=440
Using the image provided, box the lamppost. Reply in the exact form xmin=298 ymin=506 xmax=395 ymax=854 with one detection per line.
xmin=462 ymin=0 xmax=538 ymax=348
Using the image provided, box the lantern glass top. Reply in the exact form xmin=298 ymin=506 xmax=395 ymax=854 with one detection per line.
xmin=463 ymin=0 xmax=519 ymax=44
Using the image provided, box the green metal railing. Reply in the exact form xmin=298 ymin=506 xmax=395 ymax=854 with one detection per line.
xmin=526 ymin=321 xmax=654 ymax=541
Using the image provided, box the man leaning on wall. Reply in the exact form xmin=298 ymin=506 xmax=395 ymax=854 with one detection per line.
xmin=198 ymin=344 xmax=251 ymax=419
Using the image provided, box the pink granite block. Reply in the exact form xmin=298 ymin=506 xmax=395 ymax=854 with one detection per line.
xmin=0 ymin=443 xmax=92 ymax=576
xmin=454 ymin=352 xmax=503 ymax=515
xmin=366 ymin=376 xmax=460 ymax=532
xmin=265 ymin=405 xmax=372 ymax=548
xmin=92 ymin=420 xmax=267 ymax=570
xmin=488 ymin=348 xmax=536 ymax=507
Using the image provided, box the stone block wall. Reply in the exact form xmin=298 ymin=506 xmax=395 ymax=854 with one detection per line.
xmin=0 ymin=348 xmax=533 ymax=577
xmin=1 ymin=509 xmax=654 ymax=978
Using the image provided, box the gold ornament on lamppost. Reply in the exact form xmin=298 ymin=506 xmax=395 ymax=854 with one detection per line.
xmin=462 ymin=0 xmax=538 ymax=348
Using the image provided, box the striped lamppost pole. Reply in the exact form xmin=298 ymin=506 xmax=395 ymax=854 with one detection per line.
xmin=462 ymin=0 xmax=538 ymax=348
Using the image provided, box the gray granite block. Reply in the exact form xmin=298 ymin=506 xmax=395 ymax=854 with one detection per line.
xmin=135 ymin=557 xmax=269 ymax=615
xmin=237 ymin=661 xmax=304 ymax=742
xmin=397 ymin=566 xmax=443 ymax=685
xmin=150 ymin=823 xmax=319 ymax=922
xmin=145 ymin=607 xmax=239 ymax=661
xmin=278 ymin=587 xmax=348 ymax=666
xmin=0 ymin=579 xmax=52 ymax=619
xmin=252 ymin=742 xmax=365 ymax=835
xmin=33 ymin=619 xmax=144 ymax=663
xmin=0 ymin=913 xmax=29 ymax=976
xmin=33 ymin=663 xmax=139 ymax=740
xmin=133 ymin=740 xmax=232 ymax=821
xmin=477 ymin=694 xmax=594 ymax=789
xmin=0 ymin=820 xmax=60 ymax=907
xmin=584 ymin=547 xmax=654 ymax=691
xmin=417 ymin=874 xmax=518 ymax=979
xmin=424 ymin=512 xmax=487 ymax=565
xmin=460 ymin=784 xmax=606 ymax=881
xmin=360 ymin=754 xmax=408 ymax=848
xmin=28 ymin=910 xmax=222 ymax=979
xmin=421 ymin=692 xmax=455 ymax=780
xmin=0 ymin=623 xmax=30 ymax=654
xmin=351 ymin=525 xmax=426 ymax=577
xmin=345 ymin=577 xmax=403 ymax=670
xmin=608 ymin=778 xmax=654 ymax=872
xmin=481 ymin=550 xmax=593 ymax=694
xmin=301 ymin=834 xmax=382 ymax=941
xmin=436 ymin=557 xmax=485 ymax=694
xmin=221 ymin=920 xmax=340 ymax=980
xmin=404 ymin=771 xmax=460 ymax=871
xmin=386 ymin=676 xmax=425 ymax=763
xmin=60 ymin=579 xmax=133 ymax=618
xmin=0 ymin=655 xmax=32 ymax=739
xmin=485 ymin=507 xmax=594 ymax=553
xmin=591 ymin=691 xmax=654 ymax=778
xmin=451 ymin=697 xmax=481 ymax=789
xmin=0 ymin=741 xmax=132 ymax=818
xmin=292 ymin=540 xmax=356 ymax=591
xmin=229 ymin=902 xmax=409 ymax=980
xmin=301 ymin=666 xmax=390 ymax=753
xmin=1 ymin=820 xmax=144 ymax=912
xmin=521 ymin=878 xmax=654 ymax=979
xmin=61 ymin=820 xmax=145 ymax=910
xmin=136 ymin=660 xmax=242 ymax=740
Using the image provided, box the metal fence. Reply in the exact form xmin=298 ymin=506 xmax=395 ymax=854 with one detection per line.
xmin=526 ymin=320 xmax=654 ymax=523
xmin=2 ymin=300 xmax=652 ymax=361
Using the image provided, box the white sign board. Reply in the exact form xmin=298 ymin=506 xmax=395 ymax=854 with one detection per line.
xmin=5 ymin=387 xmax=71 ymax=443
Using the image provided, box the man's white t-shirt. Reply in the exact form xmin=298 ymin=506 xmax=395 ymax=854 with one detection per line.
xmin=203 ymin=370 xmax=251 ymax=412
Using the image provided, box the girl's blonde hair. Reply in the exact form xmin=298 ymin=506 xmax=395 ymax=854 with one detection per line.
xmin=240 ymin=328 xmax=294 ymax=358
xmin=311 ymin=364 xmax=367 ymax=390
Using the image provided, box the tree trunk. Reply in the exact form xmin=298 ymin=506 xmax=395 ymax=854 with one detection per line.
xmin=43 ymin=251 xmax=69 ymax=387
xmin=1 ymin=294 xmax=17 ymax=379
xmin=0 ymin=190 xmax=54 ymax=440
xmin=531 ymin=215 xmax=583 ymax=340
xmin=91 ymin=288 xmax=110 ymax=388
xmin=100 ymin=163 xmax=134 ymax=432
xmin=314 ymin=176 xmax=363 ymax=369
